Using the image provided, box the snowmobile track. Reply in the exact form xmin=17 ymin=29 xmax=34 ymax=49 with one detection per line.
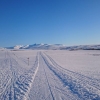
xmin=41 ymin=52 xmax=100 ymax=100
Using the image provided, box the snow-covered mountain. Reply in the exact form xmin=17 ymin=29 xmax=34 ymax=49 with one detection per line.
xmin=6 ymin=45 xmax=23 ymax=49
xmin=64 ymin=45 xmax=100 ymax=50
xmin=5 ymin=44 xmax=100 ymax=50
xmin=6 ymin=44 xmax=65 ymax=50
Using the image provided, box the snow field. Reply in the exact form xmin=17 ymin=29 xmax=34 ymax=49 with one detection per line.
xmin=45 ymin=50 xmax=100 ymax=79
xmin=0 ymin=50 xmax=100 ymax=100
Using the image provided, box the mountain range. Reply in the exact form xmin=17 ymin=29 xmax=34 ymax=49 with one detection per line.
xmin=3 ymin=44 xmax=100 ymax=50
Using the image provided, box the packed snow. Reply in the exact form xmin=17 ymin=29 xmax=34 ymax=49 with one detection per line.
xmin=0 ymin=49 xmax=100 ymax=100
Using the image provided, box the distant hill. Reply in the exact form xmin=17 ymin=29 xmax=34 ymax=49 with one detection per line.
xmin=5 ymin=44 xmax=100 ymax=50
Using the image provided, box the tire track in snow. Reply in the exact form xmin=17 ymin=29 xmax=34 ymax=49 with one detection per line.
xmin=12 ymin=53 xmax=28 ymax=65
xmin=41 ymin=52 xmax=100 ymax=100
xmin=28 ymin=54 xmax=57 ymax=100
xmin=42 ymin=57 xmax=55 ymax=100
xmin=24 ymin=54 xmax=39 ymax=100
xmin=0 ymin=51 xmax=15 ymax=100
xmin=40 ymin=53 xmax=80 ymax=100
xmin=0 ymin=51 xmax=24 ymax=100
xmin=0 ymin=51 xmax=39 ymax=100
xmin=13 ymin=53 xmax=39 ymax=100
xmin=45 ymin=53 xmax=100 ymax=86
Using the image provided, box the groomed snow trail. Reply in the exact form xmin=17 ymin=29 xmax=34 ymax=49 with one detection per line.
xmin=0 ymin=50 xmax=100 ymax=100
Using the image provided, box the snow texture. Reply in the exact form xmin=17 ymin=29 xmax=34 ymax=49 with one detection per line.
xmin=0 ymin=50 xmax=100 ymax=100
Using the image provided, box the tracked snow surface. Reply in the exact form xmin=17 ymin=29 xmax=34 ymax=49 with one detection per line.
xmin=0 ymin=50 xmax=100 ymax=100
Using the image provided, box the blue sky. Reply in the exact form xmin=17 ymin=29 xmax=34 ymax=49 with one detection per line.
xmin=0 ymin=0 xmax=100 ymax=47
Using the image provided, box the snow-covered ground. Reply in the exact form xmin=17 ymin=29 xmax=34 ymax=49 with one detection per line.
xmin=0 ymin=50 xmax=100 ymax=100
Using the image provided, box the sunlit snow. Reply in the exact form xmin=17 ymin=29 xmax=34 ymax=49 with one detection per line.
xmin=0 ymin=49 xmax=100 ymax=100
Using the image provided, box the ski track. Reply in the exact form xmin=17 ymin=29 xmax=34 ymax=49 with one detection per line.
xmin=0 ymin=50 xmax=100 ymax=100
